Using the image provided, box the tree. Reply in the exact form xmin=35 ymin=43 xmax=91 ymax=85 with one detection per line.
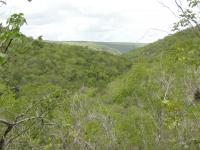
xmin=0 ymin=2 xmax=30 ymax=149
xmin=0 ymin=1 xmax=58 ymax=150
xmin=173 ymin=0 xmax=200 ymax=37
xmin=0 ymin=13 xmax=27 ymax=64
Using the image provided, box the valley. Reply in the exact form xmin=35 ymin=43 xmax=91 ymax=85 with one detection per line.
xmin=1 ymin=0 xmax=200 ymax=149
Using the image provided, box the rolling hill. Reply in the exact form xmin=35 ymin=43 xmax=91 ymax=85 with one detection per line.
xmin=47 ymin=41 xmax=146 ymax=54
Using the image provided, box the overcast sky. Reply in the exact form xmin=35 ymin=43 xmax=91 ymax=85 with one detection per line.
xmin=0 ymin=0 xmax=178 ymax=43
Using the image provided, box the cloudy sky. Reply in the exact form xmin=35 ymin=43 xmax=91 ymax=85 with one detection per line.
xmin=0 ymin=0 xmax=178 ymax=43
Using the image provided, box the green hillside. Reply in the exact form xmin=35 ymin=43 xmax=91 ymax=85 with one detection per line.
xmin=1 ymin=38 xmax=131 ymax=94
xmin=0 ymin=37 xmax=133 ymax=149
xmin=2 ymin=1 xmax=200 ymax=149
xmin=49 ymin=41 xmax=146 ymax=54
xmin=94 ymin=29 xmax=200 ymax=149
xmin=1 ymin=13 xmax=200 ymax=149
xmin=1 ymin=28 xmax=200 ymax=149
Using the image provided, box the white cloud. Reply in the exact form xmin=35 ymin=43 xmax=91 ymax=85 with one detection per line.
xmin=0 ymin=0 xmax=178 ymax=42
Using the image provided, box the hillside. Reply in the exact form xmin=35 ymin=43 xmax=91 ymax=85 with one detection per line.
xmin=48 ymin=41 xmax=146 ymax=54
xmin=1 ymin=29 xmax=200 ymax=150
xmin=0 ymin=38 xmax=132 ymax=97
xmin=2 ymin=0 xmax=200 ymax=149
xmin=93 ymin=29 xmax=200 ymax=149
xmin=43 ymin=29 xmax=200 ymax=149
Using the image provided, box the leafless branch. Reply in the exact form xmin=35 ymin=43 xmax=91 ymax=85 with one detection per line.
xmin=175 ymin=0 xmax=185 ymax=13
xmin=174 ymin=0 xmax=200 ymax=37
xmin=5 ymin=122 xmax=36 ymax=149
xmin=3 ymin=39 xmax=13 ymax=53
xmin=0 ymin=116 xmax=43 ymax=150
xmin=157 ymin=0 xmax=179 ymax=18
xmin=0 ymin=119 xmax=13 ymax=127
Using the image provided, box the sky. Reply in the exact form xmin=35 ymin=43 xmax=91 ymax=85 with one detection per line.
xmin=0 ymin=0 xmax=178 ymax=43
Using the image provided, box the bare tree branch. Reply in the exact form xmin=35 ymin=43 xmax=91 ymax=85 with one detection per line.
xmin=174 ymin=0 xmax=200 ymax=37
xmin=157 ymin=0 xmax=179 ymax=18
xmin=0 ymin=116 xmax=43 ymax=150
xmin=0 ymin=119 xmax=13 ymax=127
xmin=15 ymin=116 xmax=43 ymax=125
xmin=3 ymin=39 xmax=13 ymax=53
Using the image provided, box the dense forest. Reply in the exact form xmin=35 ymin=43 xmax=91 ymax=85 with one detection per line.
xmin=1 ymin=0 xmax=200 ymax=150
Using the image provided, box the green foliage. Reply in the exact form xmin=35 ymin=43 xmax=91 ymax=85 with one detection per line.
xmin=0 ymin=13 xmax=26 ymax=44
xmin=173 ymin=0 xmax=200 ymax=37
xmin=0 ymin=35 xmax=132 ymax=149
xmin=1 ymin=39 xmax=131 ymax=94
xmin=0 ymin=13 xmax=26 ymax=68
xmin=2 ymin=28 xmax=200 ymax=149
xmin=1 ymin=4 xmax=200 ymax=149
xmin=103 ymin=28 xmax=200 ymax=149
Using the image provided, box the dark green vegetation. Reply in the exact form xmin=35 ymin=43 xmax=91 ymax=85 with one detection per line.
xmin=1 ymin=27 xmax=200 ymax=149
xmin=49 ymin=41 xmax=146 ymax=54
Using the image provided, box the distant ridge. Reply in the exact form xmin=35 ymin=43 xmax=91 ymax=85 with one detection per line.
xmin=46 ymin=41 xmax=147 ymax=54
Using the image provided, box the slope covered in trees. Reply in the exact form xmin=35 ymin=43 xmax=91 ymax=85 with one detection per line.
xmin=1 ymin=0 xmax=200 ymax=149
xmin=1 ymin=37 xmax=132 ymax=96
xmin=92 ymin=29 xmax=200 ymax=149
xmin=0 ymin=37 xmax=133 ymax=149
xmin=1 ymin=28 xmax=200 ymax=150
